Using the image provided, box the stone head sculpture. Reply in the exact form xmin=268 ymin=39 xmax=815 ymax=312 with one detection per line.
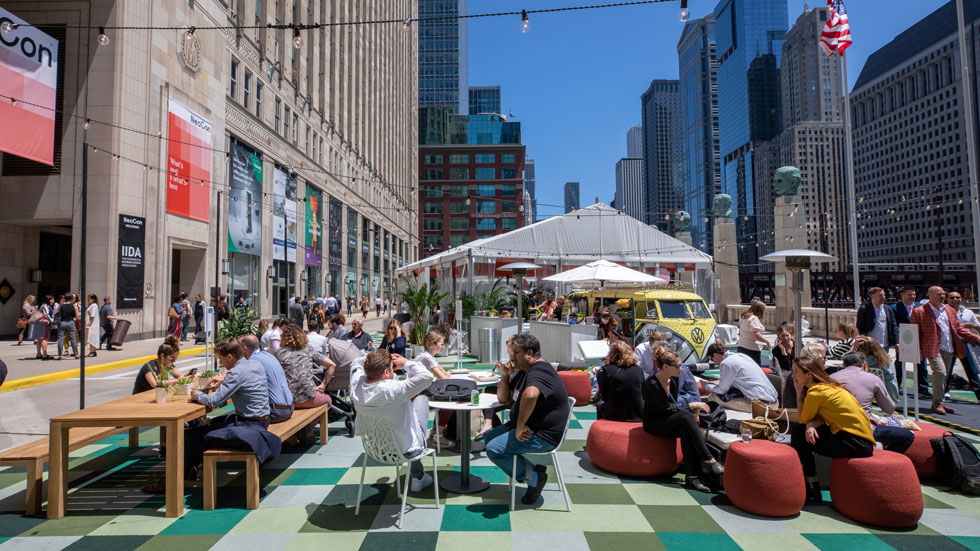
xmin=712 ymin=194 xmax=733 ymax=219
xmin=673 ymin=211 xmax=692 ymax=233
xmin=773 ymin=166 xmax=802 ymax=198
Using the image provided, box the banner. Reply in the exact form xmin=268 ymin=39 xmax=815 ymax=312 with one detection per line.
xmin=166 ymin=98 xmax=212 ymax=221
xmin=328 ymin=196 xmax=343 ymax=269
xmin=228 ymin=139 xmax=262 ymax=255
xmin=0 ymin=8 xmax=58 ymax=165
xmin=286 ymin=174 xmax=297 ymax=263
xmin=273 ymin=166 xmax=297 ymax=262
xmin=117 ymin=214 xmax=145 ymax=309
xmin=305 ymin=186 xmax=322 ymax=266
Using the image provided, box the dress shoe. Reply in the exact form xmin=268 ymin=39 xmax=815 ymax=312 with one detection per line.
xmin=702 ymin=460 xmax=724 ymax=475
xmin=521 ymin=465 xmax=548 ymax=504
xmin=806 ymin=481 xmax=823 ymax=503
xmin=685 ymin=476 xmax=711 ymax=492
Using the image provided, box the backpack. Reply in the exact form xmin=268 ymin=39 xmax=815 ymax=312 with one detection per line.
xmin=931 ymin=432 xmax=980 ymax=495
xmin=426 ymin=379 xmax=477 ymax=402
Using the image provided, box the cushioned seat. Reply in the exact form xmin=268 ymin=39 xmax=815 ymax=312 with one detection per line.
xmin=586 ymin=420 xmax=681 ymax=477
xmin=830 ymin=449 xmax=923 ymax=528
xmin=724 ymin=440 xmax=805 ymax=517
xmin=558 ymin=370 xmax=592 ymax=406
xmin=904 ymin=423 xmax=946 ymax=480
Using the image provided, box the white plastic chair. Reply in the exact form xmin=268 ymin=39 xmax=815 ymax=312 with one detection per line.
xmin=354 ymin=413 xmax=439 ymax=529
xmin=508 ymin=396 xmax=576 ymax=511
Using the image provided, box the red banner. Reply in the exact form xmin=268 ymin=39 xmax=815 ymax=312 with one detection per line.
xmin=166 ymin=98 xmax=212 ymax=221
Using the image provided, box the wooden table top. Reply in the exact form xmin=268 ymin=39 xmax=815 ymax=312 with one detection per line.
xmin=50 ymin=391 xmax=206 ymax=424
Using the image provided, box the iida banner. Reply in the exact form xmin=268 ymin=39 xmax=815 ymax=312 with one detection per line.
xmin=117 ymin=214 xmax=146 ymax=309
xmin=0 ymin=7 xmax=58 ymax=165
xmin=166 ymin=98 xmax=212 ymax=221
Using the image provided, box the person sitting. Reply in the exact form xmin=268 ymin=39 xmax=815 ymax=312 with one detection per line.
xmin=704 ymin=342 xmax=778 ymax=412
xmin=326 ymin=314 xmax=348 ymax=340
xmin=412 ymin=330 xmax=455 ymax=446
xmin=789 ymin=357 xmax=875 ymax=502
xmin=132 ymin=336 xmax=182 ymax=394
xmin=275 ymin=324 xmax=336 ymax=410
xmin=596 ymin=342 xmax=645 ymax=421
xmin=343 ymin=318 xmax=373 ymax=350
xmin=240 ymin=335 xmax=294 ymax=424
xmin=829 ymin=322 xmax=858 ymax=360
xmin=607 ymin=328 xmax=628 ymax=346
xmin=771 ymin=322 xmax=795 ymax=376
xmin=634 ymin=330 xmax=668 ymax=378
xmin=484 ymin=334 xmax=570 ymax=505
xmin=642 ymin=346 xmax=722 ymax=492
xmin=306 ymin=320 xmax=328 ymax=355
xmin=831 ymin=351 xmax=913 ymax=454
xmin=379 ymin=319 xmax=407 ymax=356
xmin=782 ymin=341 xmax=829 ymax=409
xmin=262 ymin=318 xmax=288 ymax=353
xmin=350 ymin=349 xmax=436 ymax=492
xmin=852 ymin=336 xmax=900 ymax=401
xmin=597 ymin=308 xmax=619 ymax=340
xmin=143 ymin=338 xmax=273 ymax=493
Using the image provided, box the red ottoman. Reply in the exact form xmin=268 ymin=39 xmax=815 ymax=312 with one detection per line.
xmin=724 ymin=440 xmax=805 ymax=517
xmin=558 ymin=370 xmax=592 ymax=406
xmin=586 ymin=420 xmax=682 ymax=477
xmin=905 ymin=423 xmax=947 ymax=480
xmin=830 ymin=449 xmax=923 ymax=528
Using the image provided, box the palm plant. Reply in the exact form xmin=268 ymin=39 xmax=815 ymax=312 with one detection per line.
xmin=398 ymin=278 xmax=449 ymax=345
xmin=474 ymin=278 xmax=514 ymax=314
xmin=218 ymin=307 xmax=260 ymax=340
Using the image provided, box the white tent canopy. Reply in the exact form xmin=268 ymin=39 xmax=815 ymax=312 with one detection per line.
xmin=542 ymin=260 xmax=667 ymax=286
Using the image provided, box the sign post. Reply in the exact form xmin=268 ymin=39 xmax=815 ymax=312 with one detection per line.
xmin=898 ymin=323 xmax=920 ymax=420
xmin=205 ymin=306 xmax=215 ymax=372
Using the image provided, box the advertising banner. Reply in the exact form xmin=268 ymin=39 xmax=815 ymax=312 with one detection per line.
xmin=305 ymin=186 xmax=322 ymax=266
xmin=286 ymin=175 xmax=297 ymax=263
xmin=328 ymin=196 xmax=343 ymax=269
xmin=273 ymin=167 xmax=286 ymax=261
xmin=0 ymin=7 xmax=58 ymax=165
xmin=166 ymin=98 xmax=212 ymax=221
xmin=117 ymin=214 xmax=145 ymax=309
xmin=228 ymin=139 xmax=262 ymax=255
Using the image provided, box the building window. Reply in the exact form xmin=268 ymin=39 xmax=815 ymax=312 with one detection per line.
xmin=449 ymin=168 xmax=469 ymax=179
xmin=284 ymin=106 xmax=290 ymax=137
xmin=449 ymin=154 xmax=469 ymax=164
xmin=254 ymin=0 xmax=262 ymax=41
xmin=292 ymin=113 xmax=298 ymax=144
xmin=501 ymin=168 xmax=517 ymax=179
xmin=502 ymin=218 xmax=517 ymax=230
xmin=477 ymin=201 xmax=496 ymax=214
xmin=424 ymin=202 xmax=443 ymax=214
xmin=501 ymin=184 xmax=516 ymax=196
xmin=502 ymin=153 xmax=516 ymax=163
xmin=449 ymin=185 xmax=468 ymax=197
xmin=230 ymin=58 xmax=239 ymax=98
xmin=424 ymin=185 xmax=443 ymax=198
xmin=476 ymin=167 xmax=495 ymax=179
xmin=305 ymin=126 xmax=311 ymax=155
xmin=422 ymin=169 xmax=444 ymax=180
xmin=243 ymin=71 xmax=251 ymax=107
xmin=476 ymin=154 xmax=495 ymax=163
xmin=476 ymin=219 xmax=496 ymax=231
xmin=424 ymin=154 xmax=443 ymax=164
xmin=255 ymin=83 xmax=263 ymax=118
xmin=449 ymin=202 xmax=468 ymax=214
xmin=423 ymin=236 xmax=443 ymax=249
xmin=450 ymin=235 xmax=466 ymax=247
xmin=476 ymin=185 xmax=495 ymax=196
xmin=274 ymin=98 xmax=281 ymax=132
xmin=423 ymin=219 xmax=443 ymax=231
xmin=450 ymin=218 xmax=469 ymax=230
xmin=502 ymin=201 xmax=517 ymax=212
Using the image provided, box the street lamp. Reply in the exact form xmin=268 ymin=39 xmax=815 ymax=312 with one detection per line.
xmin=498 ymin=262 xmax=541 ymax=333
xmin=760 ymin=249 xmax=837 ymax=351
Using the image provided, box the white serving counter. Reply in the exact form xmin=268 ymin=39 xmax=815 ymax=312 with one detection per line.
xmin=529 ymin=320 xmax=599 ymax=366
xmin=469 ymin=316 xmax=521 ymax=363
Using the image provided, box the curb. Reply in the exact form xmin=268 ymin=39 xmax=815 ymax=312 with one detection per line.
xmin=0 ymin=346 xmax=208 ymax=393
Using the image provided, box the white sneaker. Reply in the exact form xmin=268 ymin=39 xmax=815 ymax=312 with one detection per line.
xmin=411 ymin=472 xmax=433 ymax=492
xmin=944 ymin=392 xmax=952 ymax=400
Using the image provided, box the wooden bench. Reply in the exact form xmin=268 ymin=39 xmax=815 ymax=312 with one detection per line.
xmin=202 ymin=405 xmax=329 ymax=510
xmin=0 ymin=427 xmax=139 ymax=515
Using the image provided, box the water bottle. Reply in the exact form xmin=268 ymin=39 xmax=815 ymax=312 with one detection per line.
xmin=471 ymin=389 xmax=480 ymax=406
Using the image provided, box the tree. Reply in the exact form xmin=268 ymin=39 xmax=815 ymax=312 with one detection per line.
xmin=398 ymin=278 xmax=449 ymax=345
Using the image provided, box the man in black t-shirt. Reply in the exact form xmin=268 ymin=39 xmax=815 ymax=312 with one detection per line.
xmin=484 ymin=334 xmax=570 ymax=505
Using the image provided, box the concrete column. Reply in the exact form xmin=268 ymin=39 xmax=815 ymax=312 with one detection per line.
xmin=774 ymin=194 xmax=812 ymax=328
xmin=675 ymin=232 xmax=696 ymax=286
xmin=713 ymin=219 xmax=740 ymax=324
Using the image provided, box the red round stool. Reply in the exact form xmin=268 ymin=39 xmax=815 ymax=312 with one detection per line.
xmin=586 ymin=420 xmax=681 ymax=477
xmin=724 ymin=440 xmax=805 ymax=517
xmin=904 ymin=423 xmax=947 ymax=480
xmin=558 ymin=370 xmax=592 ymax=406
xmin=830 ymin=449 xmax=923 ymax=528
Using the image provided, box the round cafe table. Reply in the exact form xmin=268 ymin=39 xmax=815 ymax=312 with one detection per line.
xmin=429 ymin=393 xmax=501 ymax=494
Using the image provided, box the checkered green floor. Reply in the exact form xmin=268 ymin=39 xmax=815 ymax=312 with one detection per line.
xmin=3 ymin=404 xmax=980 ymax=551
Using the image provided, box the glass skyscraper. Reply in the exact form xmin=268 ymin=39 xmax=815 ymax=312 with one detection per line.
xmin=641 ymin=80 xmax=682 ymax=230
xmin=468 ymin=86 xmax=501 ymax=116
xmin=565 ymin=182 xmax=580 ymax=214
xmin=419 ymin=0 xmax=468 ymax=113
xmin=713 ymin=0 xmax=787 ymax=267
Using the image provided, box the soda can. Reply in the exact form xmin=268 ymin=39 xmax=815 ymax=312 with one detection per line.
xmin=471 ymin=389 xmax=480 ymax=405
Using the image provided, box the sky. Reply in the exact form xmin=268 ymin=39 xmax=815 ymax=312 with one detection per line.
xmin=465 ymin=0 xmax=952 ymax=220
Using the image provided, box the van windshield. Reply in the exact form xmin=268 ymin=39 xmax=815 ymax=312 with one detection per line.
xmin=658 ymin=301 xmax=690 ymax=319
xmin=687 ymin=301 xmax=711 ymax=319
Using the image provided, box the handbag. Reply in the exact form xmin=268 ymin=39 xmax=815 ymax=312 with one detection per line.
xmin=426 ymin=379 xmax=477 ymax=402
xmin=740 ymin=402 xmax=789 ymax=441
xmin=16 ymin=319 xmax=27 ymax=329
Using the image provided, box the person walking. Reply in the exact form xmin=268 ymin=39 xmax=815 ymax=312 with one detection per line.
xmin=384 ymin=298 xmax=390 ymax=315
xmin=946 ymin=291 xmax=980 ymax=400
xmin=347 ymin=295 xmax=354 ymax=317
xmin=193 ymin=294 xmax=205 ymax=336
xmin=99 ymin=297 xmax=117 ymax=350
xmin=56 ymin=294 xmax=80 ymax=360
xmin=856 ymin=287 xmax=898 ymax=354
xmin=16 ymin=295 xmax=35 ymax=346
xmin=179 ymin=292 xmax=192 ymax=341
xmin=30 ymin=295 xmax=54 ymax=360
xmin=360 ymin=296 xmax=370 ymax=318
xmin=892 ymin=286 xmax=928 ymax=395
xmin=84 ymin=294 xmax=100 ymax=357
xmin=374 ymin=296 xmax=383 ymax=318
xmin=166 ymin=296 xmax=183 ymax=338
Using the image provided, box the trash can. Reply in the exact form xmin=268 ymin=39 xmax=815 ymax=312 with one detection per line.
xmin=479 ymin=327 xmax=499 ymax=364
xmin=110 ymin=319 xmax=131 ymax=347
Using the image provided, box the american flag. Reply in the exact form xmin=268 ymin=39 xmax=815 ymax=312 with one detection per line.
xmin=819 ymin=0 xmax=852 ymax=56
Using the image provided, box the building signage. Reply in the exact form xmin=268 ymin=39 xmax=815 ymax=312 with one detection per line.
xmin=305 ymin=185 xmax=322 ymax=266
xmin=0 ymin=7 xmax=59 ymax=165
xmin=329 ymin=196 xmax=343 ymax=269
xmin=165 ymin=98 xmax=212 ymax=221
xmin=227 ymin=139 xmax=262 ymax=255
xmin=117 ymin=214 xmax=145 ymax=309
xmin=273 ymin=166 xmax=298 ymax=263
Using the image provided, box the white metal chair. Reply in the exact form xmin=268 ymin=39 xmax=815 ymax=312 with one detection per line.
xmin=354 ymin=413 xmax=440 ymax=529
xmin=508 ymin=396 xmax=576 ymax=511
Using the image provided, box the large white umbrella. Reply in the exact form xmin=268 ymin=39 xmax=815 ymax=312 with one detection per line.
xmin=543 ymin=260 xmax=666 ymax=319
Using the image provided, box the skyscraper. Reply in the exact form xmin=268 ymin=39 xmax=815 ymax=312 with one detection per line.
xmin=713 ymin=0 xmax=788 ymax=266
xmin=746 ymin=52 xmax=782 ymax=263
xmin=641 ymin=80 xmax=683 ymax=230
xmin=565 ymin=182 xmax=581 ymax=214
xmin=418 ymin=0 xmax=468 ymax=113
xmin=627 ymin=125 xmax=644 ymax=158
xmin=677 ymin=15 xmax=720 ymax=253
xmin=468 ymin=85 xmax=501 ymax=116
xmin=524 ymin=159 xmax=537 ymax=222
xmin=616 ymin=158 xmax=645 ymax=221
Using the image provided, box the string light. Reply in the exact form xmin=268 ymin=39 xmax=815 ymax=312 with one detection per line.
xmin=678 ymin=0 xmax=690 ymax=21
xmin=83 ymin=119 xmax=90 ymax=130
xmin=1 ymin=21 xmax=15 ymax=34
xmin=520 ymin=10 xmax=530 ymax=33
xmin=402 ymin=18 xmax=410 ymax=30
xmin=185 ymin=26 xmax=196 ymax=41
xmin=97 ymin=26 xmax=109 ymax=46
xmin=292 ymin=26 xmax=302 ymax=49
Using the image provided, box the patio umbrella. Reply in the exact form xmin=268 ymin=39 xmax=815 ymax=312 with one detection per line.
xmin=543 ymin=260 xmax=666 ymax=314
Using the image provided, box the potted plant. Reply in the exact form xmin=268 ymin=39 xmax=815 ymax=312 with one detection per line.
xmin=397 ymin=277 xmax=449 ymax=348
xmin=153 ymin=365 xmax=175 ymax=403
xmin=197 ymin=369 xmax=218 ymax=390
xmin=174 ymin=377 xmax=192 ymax=396
xmin=218 ymin=308 xmax=259 ymax=340
xmin=474 ymin=278 xmax=514 ymax=315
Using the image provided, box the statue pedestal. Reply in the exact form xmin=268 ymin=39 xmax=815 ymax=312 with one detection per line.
xmin=675 ymin=232 xmax=696 ymax=286
xmin=774 ymin=195 xmax=812 ymax=328
xmin=713 ymin=219 xmax=739 ymax=324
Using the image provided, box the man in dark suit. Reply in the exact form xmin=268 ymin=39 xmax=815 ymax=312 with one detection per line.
xmin=857 ymin=287 xmax=899 ymax=350
xmin=892 ymin=286 xmax=929 ymax=395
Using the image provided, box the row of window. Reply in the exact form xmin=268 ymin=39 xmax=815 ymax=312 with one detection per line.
xmin=422 ymin=167 xmax=519 ymax=180
xmin=422 ymin=217 xmax=518 ymax=234
xmin=422 ymin=201 xmax=519 ymax=214
xmin=422 ymin=184 xmax=517 ymax=198
xmin=423 ymin=153 xmax=518 ymax=164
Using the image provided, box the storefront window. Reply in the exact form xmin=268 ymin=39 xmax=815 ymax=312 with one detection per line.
xmin=229 ymin=253 xmax=261 ymax=315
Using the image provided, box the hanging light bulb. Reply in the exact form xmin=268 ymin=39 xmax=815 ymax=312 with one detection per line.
xmin=678 ymin=0 xmax=690 ymax=22
xmin=465 ymin=198 xmax=471 ymax=206
xmin=403 ymin=18 xmax=410 ymax=30
xmin=520 ymin=10 xmax=530 ymax=34
xmin=293 ymin=26 xmax=302 ymax=49
xmin=83 ymin=119 xmax=91 ymax=130
xmin=1 ymin=21 xmax=14 ymax=35
xmin=97 ymin=26 xmax=109 ymax=46
xmin=185 ymin=26 xmax=196 ymax=41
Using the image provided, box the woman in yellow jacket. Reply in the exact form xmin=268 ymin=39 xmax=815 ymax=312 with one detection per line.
xmin=791 ymin=356 xmax=875 ymax=503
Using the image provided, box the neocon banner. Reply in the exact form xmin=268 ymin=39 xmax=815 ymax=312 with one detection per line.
xmin=166 ymin=98 xmax=212 ymax=221
xmin=117 ymin=214 xmax=145 ymax=309
xmin=0 ymin=7 xmax=59 ymax=165
xmin=228 ymin=139 xmax=262 ymax=255
xmin=273 ymin=166 xmax=287 ymax=261
xmin=328 ymin=196 xmax=343 ymax=269
xmin=286 ymin=174 xmax=297 ymax=263
xmin=305 ymin=186 xmax=322 ymax=267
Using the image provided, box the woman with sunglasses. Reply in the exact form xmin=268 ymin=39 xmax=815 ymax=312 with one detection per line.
xmin=379 ymin=319 xmax=407 ymax=356
xmin=132 ymin=336 xmax=182 ymax=394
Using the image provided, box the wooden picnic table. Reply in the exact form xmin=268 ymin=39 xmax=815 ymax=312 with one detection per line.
xmin=47 ymin=390 xmax=207 ymax=519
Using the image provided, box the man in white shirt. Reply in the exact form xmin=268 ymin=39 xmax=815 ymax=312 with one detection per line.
xmin=350 ymin=350 xmax=436 ymax=492
xmin=705 ymin=342 xmax=778 ymax=412
xmin=306 ymin=320 xmax=328 ymax=355
xmin=946 ymin=291 xmax=980 ymax=400
xmin=326 ymin=294 xmax=338 ymax=317
xmin=633 ymin=330 xmax=670 ymax=378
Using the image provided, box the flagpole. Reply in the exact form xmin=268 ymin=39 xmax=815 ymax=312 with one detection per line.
xmin=841 ymin=50 xmax=861 ymax=308
xmin=956 ymin=0 xmax=980 ymax=303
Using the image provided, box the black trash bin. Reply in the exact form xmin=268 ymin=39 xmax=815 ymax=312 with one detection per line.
xmin=110 ymin=319 xmax=131 ymax=347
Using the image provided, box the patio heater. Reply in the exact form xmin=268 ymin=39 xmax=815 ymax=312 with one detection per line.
xmin=759 ymin=249 xmax=836 ymax=354
xmin=498 ymin=262 xmax=541 ymax=333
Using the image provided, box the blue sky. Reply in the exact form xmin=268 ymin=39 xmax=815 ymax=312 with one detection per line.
xmin=466 ymin=0 xmax=949 ymax=219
